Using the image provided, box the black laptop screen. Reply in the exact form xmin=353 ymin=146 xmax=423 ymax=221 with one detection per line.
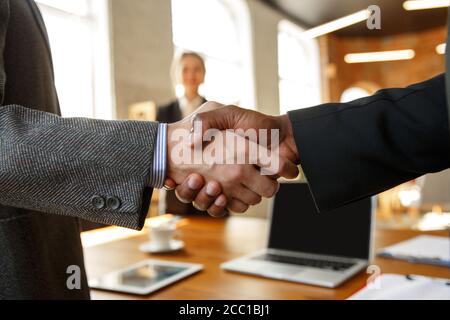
xmin=268 ymin=183 xmax=372 ymax=260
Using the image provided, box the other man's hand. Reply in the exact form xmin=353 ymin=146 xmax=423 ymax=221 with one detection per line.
xmin=168 ymin=102 xmax=300 ymax=216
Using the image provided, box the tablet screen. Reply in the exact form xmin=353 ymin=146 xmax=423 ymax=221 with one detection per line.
xmin=89 ymin=260 xmax=203 ymax=295
xmin=120 ymin=264 xmax=187 ymax=288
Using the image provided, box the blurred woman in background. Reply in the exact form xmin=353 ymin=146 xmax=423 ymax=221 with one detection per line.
xmin=157 ymin=51 xmax=207 ymax=215
xmin=157 ymin=51 xmax=207 ymax=122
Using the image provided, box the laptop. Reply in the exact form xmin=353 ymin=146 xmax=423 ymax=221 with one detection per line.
xmin=221 ymin=182 xmax=375 ymax=288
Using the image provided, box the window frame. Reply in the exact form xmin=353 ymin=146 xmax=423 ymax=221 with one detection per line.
xmin=277 ymin=19 xmax=322 ymax=114
xmin=170 ymin=0 xmax=255 ymax=107
xmin=35 ymin=0 xmax=115 ymax=119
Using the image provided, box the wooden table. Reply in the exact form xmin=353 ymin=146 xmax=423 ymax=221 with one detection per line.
xmin=84 ymin=216 xmax=450 ymax=300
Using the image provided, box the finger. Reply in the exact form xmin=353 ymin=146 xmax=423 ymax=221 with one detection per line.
xmin=230 ymin=184 xmax=262 ymax=206
xmin=192 ymin=181 xmax=222 ymax=211
xmin=274 ymin=157 xmax=299 ymax=179
xmin=249 ymin=138 xmax=299 ymax=179
xmin=193 ymin=101 xmax=224 ymax=115
xmin=174 ymin=173 xmax=205 ymax=203
xmin=163 ymin=178 xmax=177 ymax=190
xmin=207 ymin=194 xmax=228 ymax=217
xmin=189 ymin=105 xmax=237 ymax=147
xmin=227 ymin=199 xmax=249 ymax=214
xmin=242 ymin=166 xmax=280 ymax=198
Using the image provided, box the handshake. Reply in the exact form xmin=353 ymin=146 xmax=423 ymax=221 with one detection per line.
xmin=163 ymin=102 xmax=300 ymax=217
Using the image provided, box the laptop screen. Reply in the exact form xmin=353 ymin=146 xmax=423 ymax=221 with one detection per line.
xmin=268 ymin=183 xmax=373 ymax=260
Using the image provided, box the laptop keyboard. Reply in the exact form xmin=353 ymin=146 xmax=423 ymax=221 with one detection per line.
xmin=254 ymin=253 xmax=355 ymax=271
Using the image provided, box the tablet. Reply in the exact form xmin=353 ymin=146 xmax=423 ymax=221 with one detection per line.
xmin=88 ymin=259 xmax=203 ymax=295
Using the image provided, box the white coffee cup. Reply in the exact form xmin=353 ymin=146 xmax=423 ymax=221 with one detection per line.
xmin=149 ymin=223 xmax=176 ymax=250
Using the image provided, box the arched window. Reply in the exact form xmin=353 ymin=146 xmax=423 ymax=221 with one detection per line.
xmin=278 ymin=20 xmax=322 ymax=114
xmin=36 ymin=0 xmax=113 ymax=119
xmin=171 ymin=0 xmax=254 ymax=106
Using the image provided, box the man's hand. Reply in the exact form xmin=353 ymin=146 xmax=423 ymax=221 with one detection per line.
xmin=166 ymin=115 xmax=283 ymax=215
xmin=164 ymin=173 xmax=228 ymax=217
xmin=190 ymin=103 xmax=299 ymax=169
xmin=167 ymin=102 xmax=300 ymax=216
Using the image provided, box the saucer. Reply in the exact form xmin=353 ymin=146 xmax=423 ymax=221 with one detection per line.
xmin=139 ymin=240 xmax=185 ymax=253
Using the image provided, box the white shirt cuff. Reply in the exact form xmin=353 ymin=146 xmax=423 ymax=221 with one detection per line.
xmin=150 ymin=123 xmax=167 ymax=188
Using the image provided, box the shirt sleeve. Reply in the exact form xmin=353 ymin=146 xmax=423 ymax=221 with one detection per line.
xmin=148 ymin=122 xmax=167 ymax=189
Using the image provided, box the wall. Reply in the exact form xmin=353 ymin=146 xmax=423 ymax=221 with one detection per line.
xmin=324 ymin=26 xmax=446 ymax=101
xmin=247 ymin=0 xmax=284 ymax=115
xmin=109 ymin=0 xmax=174 ymax=120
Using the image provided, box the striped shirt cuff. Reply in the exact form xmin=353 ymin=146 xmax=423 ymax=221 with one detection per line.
xmin=150 ymin=123 xmax=167 ymax=189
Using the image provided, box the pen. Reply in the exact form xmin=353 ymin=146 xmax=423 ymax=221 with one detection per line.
xmin=405 ymin=274 xmax=450 ymax=286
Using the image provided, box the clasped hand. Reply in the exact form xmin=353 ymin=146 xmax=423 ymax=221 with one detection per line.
xmin=164 ymin=102 xmax=300 ymax=216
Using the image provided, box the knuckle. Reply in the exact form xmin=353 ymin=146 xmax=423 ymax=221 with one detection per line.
xmin=206 ymin=181 xmax=221 ymax=197
xmin=229 ymin=203 xmax=247 ymax=213
xmin=227 ymin=105 xmax=238 ymax=112
xmin=252 ymin=195 xmax=262 ymax=205
xmin=240 ymin=205 xmax=249 ymax=213
xmin=227 ymin=204 xmax=236 ymax=213
xmin=175 ymin=188 xmax=191 ymax=203
xmin=229 ymin=166 xmax=244 ymax=181
xmin=263 ymin=181 xmax=278 ymax=198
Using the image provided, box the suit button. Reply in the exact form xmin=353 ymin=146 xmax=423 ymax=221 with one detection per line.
xmin=106 ymin=196 xmax=121 ymax=210
xmin=91 ymin=196 xmax=106 ymax=209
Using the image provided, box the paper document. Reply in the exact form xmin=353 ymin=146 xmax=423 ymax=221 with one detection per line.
xmin=349 ymin=274 xmax=450 ymax=300
xmin=378 ymin=235 xmax=449 ymax=267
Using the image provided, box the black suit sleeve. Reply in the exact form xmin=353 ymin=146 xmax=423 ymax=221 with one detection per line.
xmin=288 ymin=74 xmax=450 ymax=212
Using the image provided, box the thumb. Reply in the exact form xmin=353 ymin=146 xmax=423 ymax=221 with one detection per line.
xmin=189 ymin=106 xmax=236 ymax=147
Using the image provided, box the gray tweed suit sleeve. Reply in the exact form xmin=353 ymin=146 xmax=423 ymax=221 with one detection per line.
xmin=0 ymin=104 xmax=160 ymax=229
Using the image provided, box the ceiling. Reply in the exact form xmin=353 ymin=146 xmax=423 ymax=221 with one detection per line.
xmin=263 ymin=0 xmax=448 ymax=37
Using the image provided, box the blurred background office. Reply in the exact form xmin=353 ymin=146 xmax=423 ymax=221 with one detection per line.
xmin=35 ymin=0 xmax=450 ymax=232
